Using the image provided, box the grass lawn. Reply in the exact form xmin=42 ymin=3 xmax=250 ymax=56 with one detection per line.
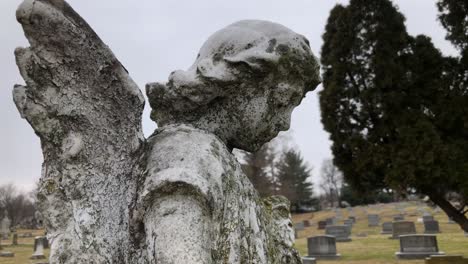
xmin=292 ymin=202 xmax=468 ymax=263
xmin=0 ymin=229 xmax=49 ymax=264
xmin=0 ymin=202 xmax=466 ymax=263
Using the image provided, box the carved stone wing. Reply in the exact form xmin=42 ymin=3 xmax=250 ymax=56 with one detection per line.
xmin=13 ymin=0 xmax=145 ymax=262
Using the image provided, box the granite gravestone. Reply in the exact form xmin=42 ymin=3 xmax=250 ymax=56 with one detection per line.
xmin=325 ymin=217 xmax=336 ymax=226
xmin=0 ymin=214 xmax=11 ymax=240
xmin=303 ymin=220 xmax=311 ymax=228
xmin=344 ymin=219 xmax=353 ymax=228
xmin=391 ymin=221 xmax=416 ymax=239
xmin=306 ymin=235 xmax=341 ymax=259
xmin=34 ymin=236 xmax=49 ymax=251
xmin=31 ymin=236 xmax=46 ymax=260
xmin=12 ymin=233 xmax=17 ymax=246
xmin=393 ymin=214 xmax=405 ymax=221
xmin=325 ymin=225 xmax=351 ymax=242
xmin=301 ymin=257 xmax=317 ymax=264
xmin=423 ymin=215 xmax=434 ymax=222
xmin=381 ymin=222 xmax=393 ymax=234
xmin=424 ymin=220 xmax=440 ymax=234
xmin=348 ymin=216 xmax=356 ymax=223
xmin=295 ymin=222 xmax=305 ymax=231
xmin=396 ymin=234 xmax=444 ymax=259
xmin=425 ymin=255 xmax=468 ymax=264
xmin=318 ymin=221 xmax=327 ymax=230
xmin=368 ymin=214 xmax=380 ymax=227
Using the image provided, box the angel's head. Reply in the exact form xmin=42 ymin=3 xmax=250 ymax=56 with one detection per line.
xmin=147 ymin=20 xmax=320 ymax=152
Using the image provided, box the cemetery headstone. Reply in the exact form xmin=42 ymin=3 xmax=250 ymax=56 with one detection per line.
xmin=423 ymin=215 xmax=434 ymax=222
xmin=303 ymin=220 xmax=311 ymax=228
xmin=368 ymin=214 xmax=380 ymax=227
xmin=0 ymin=252 xmax=14 ymax=257
xmin=34 ymin=236 xmax=49 ymax=250
xmin=318 ymin=221 xmax=327 ymax=230
xmin=305 ymin=235 xmax=341 ymax=259
xmin=396 ymin=234 xmax=444 ymax=259
xmin=31 ymin=236 xmax=46 ymax=260
xmin=425 ymin=255 xmax=468 ymax=264
xmin=343 ymin=219 xmax=353 ymax=228
xmin=424 ymin=220 xmax=440 ymax=234
xmin=448 ymin=218 xmax=455 ymax=224
xmin=393 ymin=214 xmax=405 ymax=221
xmin=325 ymin=225 xmax=351 ymax=242
xmin=391 ymin=221 xmax=416 ymax=239
xmin=325 ymin=217 xmax=336 ymax=226
xmin=12 ymin=233 xmax=17 ymax=246
xmin=302 ymin=257 xmax=317 ymax=264
xmin=0 ymin=213 xmax=11 ymax=240
xmin=348 ymin=216 xmax=356 ymax=223
xmin=381 ymin=222 xmax=393 ymax=234
xmin=294 ymin=222 xmax=305 ymax=231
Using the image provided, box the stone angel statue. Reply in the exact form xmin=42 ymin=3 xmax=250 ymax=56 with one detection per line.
xmin=13 ymin=0 xmax=320 ymax=263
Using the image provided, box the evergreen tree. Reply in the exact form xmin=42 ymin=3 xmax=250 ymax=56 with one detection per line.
xmin=276 ymin=150 xmax=314 ymax=211
xmin=320 ymin=0 xmax=468 ymax=231
xmin=241 ymin=144 xmax=276 ymax=197
xmin=320 ymin=0 xmax=409 ymax=195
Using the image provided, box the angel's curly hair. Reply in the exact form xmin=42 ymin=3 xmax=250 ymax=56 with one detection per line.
xmin=146 ymin=20 xmax=320 ymax=125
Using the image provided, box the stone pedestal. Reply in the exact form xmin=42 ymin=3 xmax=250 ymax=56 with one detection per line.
xmin=302 ymin=257 xmax=317 ymax=264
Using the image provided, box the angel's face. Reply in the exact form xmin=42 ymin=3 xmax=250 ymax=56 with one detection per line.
xmin=228 ymin=80 xmax=306 ymax=152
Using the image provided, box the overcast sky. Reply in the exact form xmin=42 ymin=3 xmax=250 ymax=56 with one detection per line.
xmin=0 ymin=0 xmax=458 ymax=192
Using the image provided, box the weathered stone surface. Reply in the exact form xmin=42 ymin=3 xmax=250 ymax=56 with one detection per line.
xmin=306 ymin=235 xmax=341 ymax=259
xmin=14 ymin=1 xmax=320 ymax=263
xmin=396 ymin=235 xmax=444 ymax=259
xmin=391 ymin=221 xmax=416 ymax=239
xmin=14 ymin=0 xmax=145 ymax=262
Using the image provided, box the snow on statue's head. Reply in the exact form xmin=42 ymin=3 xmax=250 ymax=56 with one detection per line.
xmin=147 ymin=20 xmax=320 ymax=152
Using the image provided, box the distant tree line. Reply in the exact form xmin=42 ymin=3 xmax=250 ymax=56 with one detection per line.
xmin=240 ymin=141 xmax=395 ymax=213
xmin=320 ymin=0 xmax=468 ymax=231
xmin=240 ymin=142 xmax=317 ymax=213
xmin=0 ymin=183 xmax=38 ymax=229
